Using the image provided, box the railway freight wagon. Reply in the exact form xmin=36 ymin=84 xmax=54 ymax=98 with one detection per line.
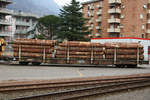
xmin=91 ymin=37 xmax=150 ymax=61
xmin=12 ymin=39 xmax=56 ymax=65
xmin=12 ymin=39 xmax=148 ymax=67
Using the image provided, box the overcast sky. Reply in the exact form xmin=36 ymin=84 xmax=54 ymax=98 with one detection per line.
xmin=54 ymin=0 xmax=89 ymax=6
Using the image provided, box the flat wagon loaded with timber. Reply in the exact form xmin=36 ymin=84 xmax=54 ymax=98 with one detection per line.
xmin=12 ymin=39 xmax=148 ymax=67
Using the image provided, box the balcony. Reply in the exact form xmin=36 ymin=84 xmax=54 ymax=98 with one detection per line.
xmin=148 ymin=10 xmax=150 ymax=14
xmin=0 ymin=0 xmax=12 ymax=4
xmin=96 ymin=4 xmax=102 ymax=8
xmin=0 ymin=19 xmax=11 ymax=25
xmin=90 ymin=13 xmax=94 ymax=17
xmin=96 ymin=18 xmax=101 ymax=22
xmin=89 ymin=25 xmax=94 ymax=30
xmin=96 ymin=10 xmax=102 ymax=15
xmin=95 ymin=33 xmax=101 ymax=37
xmin=108 ymin=8 xmax=121 ymax=14
xmin=89 ymin=19 xmax=93 ymax=24
xmin=89 ymin=27 xmax=93 ymax=30
xmin=89 ymin=6 xmax=94 ymax=10
xmin=96 ymin=26 xmax=101 ymax=30
xmin=147 ymin=29 xmax=150 ymax=34
xmin=16 ymin=21 xmax=30 ymax=26
xmin=0 ymin=8 xmax=13 ymax=14
xmin=0 ymin=31 xmax=12 ymax=36
xmin=15 ymin=30 xmax=27 ymax=34
xmin=147 ymin=20 xmax=150 ymax=24
xmin=108 ymin=0 xmax=121 ymax=4
xmin=107 ymin=28 xmax=120 ymax=33
xmin=108 ymin=18 xmax=120 ymax=23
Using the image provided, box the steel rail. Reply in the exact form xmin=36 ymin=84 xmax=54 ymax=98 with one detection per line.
xmin=10 ymin=78 xmax=150 ymax=100
xmin=0 ymin=78 xmax=148 ymax=92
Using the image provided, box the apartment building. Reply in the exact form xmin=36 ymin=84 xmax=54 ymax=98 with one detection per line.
xmin=82 ymin=0 xmax=150 ymax=38
xmin=12 ymin=12 xmax=39 ymax=39
xmin=0 ymin=0 xmax=39 ymax=41
xmin=0 ymin=0 xmax=13 ymax=41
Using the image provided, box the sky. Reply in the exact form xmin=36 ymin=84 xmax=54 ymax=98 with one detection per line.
xmin=54 ymin=0 xmax=89 ymax=6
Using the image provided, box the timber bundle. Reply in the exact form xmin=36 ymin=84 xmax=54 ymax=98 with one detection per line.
xmin=13 ymin=39 xmax=56 ymax=58
xmin=12 ymin=39 xmax=145 ymax=65
xmin=56 ymin=41 xmax=104 ymax=64
xmin=104 ymin=42 xmax=144 ymax=60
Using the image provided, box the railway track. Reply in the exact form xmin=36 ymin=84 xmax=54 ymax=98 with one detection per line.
xmin=0 ymin=73 xmax=150 ymax=100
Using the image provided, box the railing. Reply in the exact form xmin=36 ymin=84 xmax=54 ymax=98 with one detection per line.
xmin=89 ymin=19 xmax=93 ymax=24
xmin=89 ymin=26 xmax=93 ymax=30
xmin=96 ymin=10 xmax=102 ymax=15
xmin=147 ymin=30 xmax=150 ymax=34
xmin=96 ymin=18 xmax=101 ymax=22
xmin=15 ymin=30 xmax=27 ymax=34
xmin=108 ymin=18 xmax=120 ymax=23
xmin=95 ymin=33 xmax=101 ymax=36
xmin=0 ymin=19 xmax=11 ymax=25
xmin=89 ymin=6 xmax=94 ymax=10
xmin=107 ymin=28 xmax=120 ymax=33
xmin=147 ymin=20 xmax=150 ymax=24
xmin=108 ymin=0 xmax=121 ymax=4
xmin=108 ymin=8 xmax=121 ymax=14
xmin=15 ymin=21 xmax=31 ymax=26
xmin=0 ymin=8 xmax=13 ymax=14
xmin=96 ymin=4 xmax=102 ymax=8
xmin=96 ymin=26 xmax=101 ymax=30
xmin=0 ymin=31 xmax=12 ymax=36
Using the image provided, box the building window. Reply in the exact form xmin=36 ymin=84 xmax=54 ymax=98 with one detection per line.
xmin=140 ymin=14 xmax=143 ymax=19
xmin=88 ymin=12 xmax=90 ymax=17
xmin=142 ymin=34 xmax=145 ymax=38
xmin=142 ymin=24 xmax=145 ymax=30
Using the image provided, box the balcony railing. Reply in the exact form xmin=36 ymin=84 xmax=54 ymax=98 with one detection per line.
xmin=107 ymin=28 xmax=120 ymax=33
xmin=0 ymin=8 xmax=13 ymax=14
xmin=89 ymin=19 xmax=93 ymax=24
xmin=108 ymin=8 xmax=121 ymax=14
xmin=108 ymin=0 xmax=121 ymax=4
xmin=89 ymin=27 xmax=93 ymax=30
xmin=95 ymin=33 xmax=101 ymax=37
xmin=96 ymin=18 xmax=101 ymax=22
xmin=0 ymin=31 xmax=12 ymax=36
xmin=96 ymin=4 xmax=102 ymax=8
xmin=96 ymin=26 xmax=101 ymax=30
xmin=15 ymin=30 xmax=27 ymax=34
xmin=96 ymin=10 xmax=102 ymax=15
xmin=0 ymin=19 xmax=11 ymax=25
xmin=16 ymin=21 xmax=31 ymax=26
xmin=147 ymin=20 xmax=150 ymax=24
xmin=89 ymin=13 xmax=94 ymax=17
xmin=147 ymin=29 xmax=150 ymax=34
xmin=108 ymin=18 xmax=120 ymax=23
xmin=89 ymin=6 xmax=94 ymax=10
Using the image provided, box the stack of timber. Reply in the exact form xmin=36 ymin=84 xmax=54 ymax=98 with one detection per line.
xmin=13 ymin=39 xmax=56 ymax=62
xmin=104 ymin=42 xmax=144 ymax=64
xmin=56 ymin=41 xmax=104 ymax=64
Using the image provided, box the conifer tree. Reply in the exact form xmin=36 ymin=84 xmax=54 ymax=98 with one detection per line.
xmin=57 ymin=0 xmax=89 ymax=41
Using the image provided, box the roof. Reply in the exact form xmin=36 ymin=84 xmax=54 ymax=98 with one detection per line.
xmin=91 ymin=37 xmax=150 ymax=41
xmin=0 ymin=0 xmax=12 ymax=4
xmin=82 ymin=0 xmax=101 ymax=5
